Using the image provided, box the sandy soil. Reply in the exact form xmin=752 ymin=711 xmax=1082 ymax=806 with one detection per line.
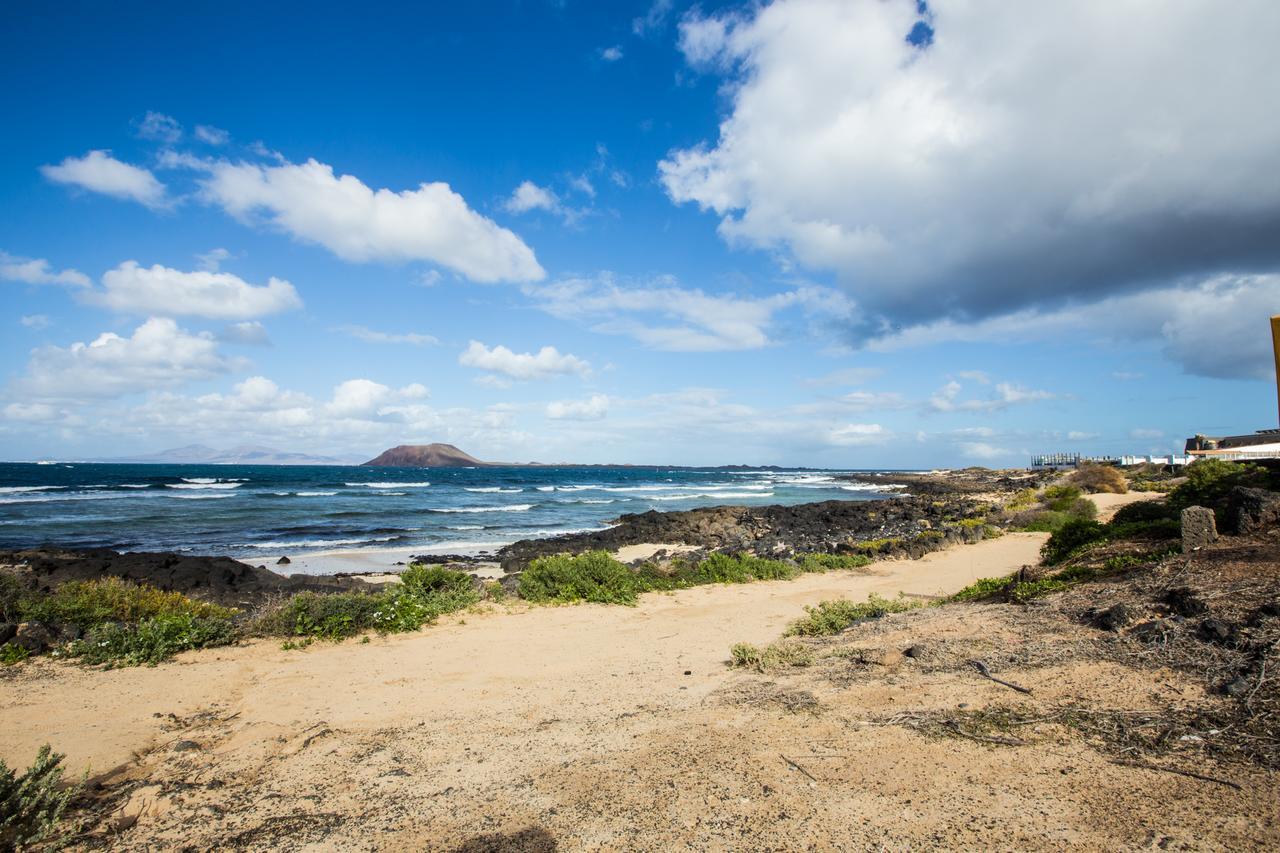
xmin=7 ymin=512 xmax=1267 ymax=850
xmin=1090 ymin=490 xmax=1165 ymax=522
xmin=612 ymin=542 xmax=701 ymax=562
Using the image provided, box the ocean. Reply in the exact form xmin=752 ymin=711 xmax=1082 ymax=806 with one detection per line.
xmin=0 ymin=463 xmax=903 ymax=566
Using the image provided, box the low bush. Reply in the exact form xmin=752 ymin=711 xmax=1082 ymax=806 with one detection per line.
xmin=729 ymin=640 xmax=815 ymax=672
xmin=946 ymin=576 xmax=1010 ymax=602
xmin=21 ymin=577 xmax=232 ymax=631
xmin=519 ymin=551 xmax=642 ymax=605
xmin=695 ymin=553 xmax=796 ymax=584
xmin=1 ymin=643 xmax=30 ymax=666
xmin=1110 ymin=500 xmax=1177 ymax=525
xmin=69 ymin=612 xmax=236 ymax=667
xmin=785 ymin=594 xmax=918 ymax=637
xmin=1168 ymin=459 xmax=1276 ymax=523
xmin=1069 ymin=463 xmax=1128 ymax=494
xmin=1041 ymin=518 xmax=1108 ymax=565
xmin=0 ymin=572 xmax=24 ymax=623
xmin=0 ymin=745 xmax=80 ymax=850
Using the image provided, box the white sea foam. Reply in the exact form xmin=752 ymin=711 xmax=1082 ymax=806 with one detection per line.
xmin=647 ymin=491 xmax=775 ymax=501
xmin=295 ymin=491 xmax=339 ymax=497
xmin=167 ymin=482 xmax=243 ymax=490
xmin=839 ymin=483 xmax=906 ymax=492
xmin=0 ymin=486 xmax=60 ymax=493
xmin=239 ymin=535 xmax=400 ymax=549
xmin=446 ymin=525 xmax=485 ymax=530
xmin=433 ymin=504 xmax=534 ymax=513
xmin=170 ymin=492 xmax=236 ymax=500
xmin=345 ymin=482 xmax=431 ymax=488
xmin=536 ymin=486 xmax=556 ymax=492
xmin=464 ymin=487 xmax=523 ymax=493
xmin=118 ymin=484 xmax=151 ymax=489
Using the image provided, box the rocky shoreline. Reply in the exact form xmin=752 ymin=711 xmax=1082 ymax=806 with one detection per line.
xmin=1 ymin=489 xmax=1001 ymax=608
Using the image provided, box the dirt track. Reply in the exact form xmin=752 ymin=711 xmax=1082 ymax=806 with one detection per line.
xmin=4 ymin=524 xmax=1277 ymax=850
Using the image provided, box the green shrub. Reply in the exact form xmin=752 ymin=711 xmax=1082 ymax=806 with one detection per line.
xmin=796 ymin=553 xmax=872 ymax=573
xmin=69 ymin=612 xmax=236 ymax=667
xmin=729 ymin=640 xmax=815 ymax=672
xmin=0 ymin=573 xmax=24 ymax=623
xmin=1069 ymin=463 xmax=1128 ymax=494
xmin=1110 ymin=500 xmax=1177 ymax=525
xmin=519 ymin=551 xmax=641 ymax=605
xmin=1041 ymin=485 xmax=1084 ymax=512
xmin=1169 ymin=459 xmax=1274 ymax=522
xmin=21 ymin=577 xmax=232 ymax=630
xmin=695 ymin=553 xmax=796 ymax=584
xmin=946 ymin=576 xmax=1011 ymax=602
xmin=1 ymin=643 xmax=30 ymax=666
xmin=1041 ymin=519 xmax=1108 ymax=565
xmin=0 ymin=745 xmax=80 ymax=850
xmin=1007 ymin=488 xmax=1039 ymax=510
xmin=785 ymin=594 xmax=918 ymax=637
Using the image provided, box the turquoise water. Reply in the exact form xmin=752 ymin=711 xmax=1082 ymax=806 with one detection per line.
xmin=0 ymin=463 xmax=903 ymax=559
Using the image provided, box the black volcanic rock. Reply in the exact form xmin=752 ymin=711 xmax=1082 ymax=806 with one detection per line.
xmin=496 ymin=496 xmax=989 ymax=572
xmin=0 ymin=548 xmax=379 ymax=608
xmin=363 ymin=443 xmax=487 ymax=467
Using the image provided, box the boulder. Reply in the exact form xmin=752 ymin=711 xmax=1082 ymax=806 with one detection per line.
xmin=12 ymin=622 xmax=60 ymax=654
xmin=1226 ymin=486 xmax=1280 ymax=535
xmin=276 ymin=556 xmax=291 ymax=565
xmin=1180 ymin=505 xmax=1218 ymax=552
xmin=1197 ymin=617 xmax=1236 ymax=644
xmin=1164 ymin=587 xmax=1208 ymax=617
xmin=0 ymin=623 xmax=15 ymax=645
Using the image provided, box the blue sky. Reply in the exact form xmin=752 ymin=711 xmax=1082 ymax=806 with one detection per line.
xmin=1 ymin=0 xmax=1277 ymax=467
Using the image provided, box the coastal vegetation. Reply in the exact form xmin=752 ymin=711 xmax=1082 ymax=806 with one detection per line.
xmin=1068 ymin=462 xmax=1128 ymax=494
xmin=518 ymin=550 xmax=873 ymax=606
xmin=0 ymin=745 xmax=79 ymax=849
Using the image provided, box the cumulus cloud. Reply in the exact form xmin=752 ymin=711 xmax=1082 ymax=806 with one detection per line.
xmin=662 ymin=0 xmax=1280 ymax=334
xmin=929 ymin=379 xmax=1055 ymax=413
xmin=526 ymin=273 xmax=854 ymax=351
xmin=191 ymin=156 xmax=543 ymax=283
xmin=0 ymin=252 xmax=90 ymax=287
xmin=136 ymin=111 xmax=182 ymax=143
xmin=546 ymin=394 xmax=610 ymax=421
xmin=85 ymin=261 xmax=302 ymax=320
xmin=41 ymin=151 xmax=168 ymax=208
xmin=459 ymin=341 xmax=591 ymax=381
xmin=873 ymin=273 xmax=1279 ymax=380
xmin=218 ymin=321 xmax=271 ymax=345
xmin=338 ymin=325 xmax=440 ymax=346
xmin=504 ymin=181 xmax=560 ymax=215
xmin=15 ymin=317 xmax=229 ymax=400
xmin=599 ymin=45 xmax=624 ymax=62
xmin=828 ymin=423 xmax=889 ymax=446
xmin=194 ymin=124 xmax=230 ymax=145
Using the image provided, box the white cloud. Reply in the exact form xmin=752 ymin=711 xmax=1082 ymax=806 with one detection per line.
xmin=929 ymin=379 xmax=1055 ymax=413
xmin=828 ymin=423 xmax=889 ymax=446
xmin=15 ymin=317 xmax=229 ymax=400
xmin=194 ymin=125 xmax=230 ymax=145
xmin=961 ymin=442 xmax=1014 ymax=460
xmin=1130 ymin=428 xmax=1165 ymax=439
xmin=338 ymin=325 xmax=440 ymax=346
xmin=196 ymin=247 xmax=232 ymax=271
xmin=86 ymin=261 xmax=302 ymax=320
xmin=0 ymin=252 xmax=90 ymax=287
xmin=219 ymin=321 xmax=271 ymax=346
xmin=459 ymin=341 xmax=591 ymax=381
xmin=327 ymin=378 xmax=393 ymax=417
xmin=136 ymin=111 xmax=182 ymax=143
xmin=504 ymin=181 xmax=560 ymax=214
xmin=803 ymin=367 xmax=883 ymax=386
xmin=526 ymin=273 xmax=855 ymax=351
xmin=193 ymin=156 xmax=544 ymax=283
xmin=3 ymin=402 xmax=58 ymax=423
xmin=1067 ymin=431 xmax=1100 ymax=441
xmin=662 ymin=0 xmax=1280 ymax=333
xmin=873 ymin=272 xmax=1279 ymax=380
xmin=20 ymin=315 xmax=50 ymax=330
xmin=632 ymin=0 xmax=673 ymax=36
xmin=41 ymin=151 xmax=168 ymax=208
xmin=599 ymin=45 xmax=624 ymax=62
xmin=547 ymin=394 xmax=610 ymax=421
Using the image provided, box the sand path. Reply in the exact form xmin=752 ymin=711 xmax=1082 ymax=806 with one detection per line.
xmin=2 ymin=534 xmax=1047 ymax=781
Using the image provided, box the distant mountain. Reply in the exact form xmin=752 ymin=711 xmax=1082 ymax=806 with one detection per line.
xmin=100 ymin=444 xmax=359 ymax=465
xmin=362 ymin=443 xmax=488 ymax=467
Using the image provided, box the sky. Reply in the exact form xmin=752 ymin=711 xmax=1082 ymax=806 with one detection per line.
xmin=1 ymin=0 xmax=1277 ymax=467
